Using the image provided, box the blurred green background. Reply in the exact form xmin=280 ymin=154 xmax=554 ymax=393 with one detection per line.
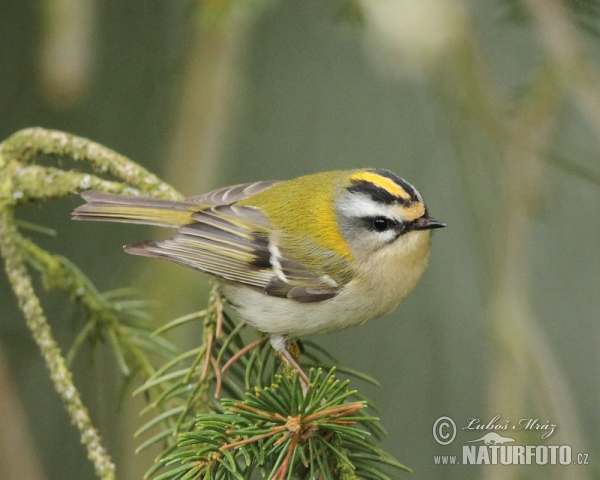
xmin=0 ymin=0 xmax=599 ymax=479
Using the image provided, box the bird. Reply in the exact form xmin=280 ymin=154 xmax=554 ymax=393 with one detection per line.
xmin=73 ymin=169 xmax=445 ymax=378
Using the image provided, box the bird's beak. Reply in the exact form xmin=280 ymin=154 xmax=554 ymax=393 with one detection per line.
xmin=412 ymin=216 xmax=447 ymax=231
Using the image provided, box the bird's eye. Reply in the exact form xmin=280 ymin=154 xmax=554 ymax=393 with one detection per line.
xmin=372 ymin=217 xmax=390 ymax=232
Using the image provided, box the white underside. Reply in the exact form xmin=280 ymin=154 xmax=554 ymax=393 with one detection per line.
xmin=221 ymin=230 xmax=432 ymax=338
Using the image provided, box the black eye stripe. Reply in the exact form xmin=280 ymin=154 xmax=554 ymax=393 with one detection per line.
xmin=363 ymin=216 xmax=410 ymax=235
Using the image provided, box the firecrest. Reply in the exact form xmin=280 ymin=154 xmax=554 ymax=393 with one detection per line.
xmin=73 ymin=169 xmax=445 ymax=358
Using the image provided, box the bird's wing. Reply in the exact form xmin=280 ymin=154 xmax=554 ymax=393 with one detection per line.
xmin=185 ymin=180 xmax=280 ymax=206
xmin=73 ymin=181 xmax=280 ymax=227
xmin=125 ymin=205 xmax=350 ymax=302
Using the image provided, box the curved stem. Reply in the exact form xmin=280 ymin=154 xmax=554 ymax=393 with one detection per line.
xmin=0 ymin=209 xmax=115 ymax=480
xmin=0 ymin=127 xmax=182 ymax=200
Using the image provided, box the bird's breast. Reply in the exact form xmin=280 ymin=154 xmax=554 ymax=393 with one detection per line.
xmin=355 ymin=230 xmax=432 ymax=316
xmin=221 ymin=230 xmax=432 ymax=338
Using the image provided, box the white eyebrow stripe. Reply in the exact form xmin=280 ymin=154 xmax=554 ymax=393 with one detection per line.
xmin=337 ymin=193 xmax=403 ymax=222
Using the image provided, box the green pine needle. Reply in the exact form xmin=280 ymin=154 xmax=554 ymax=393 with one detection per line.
xmin=148 ymin=368 xmax=409 ymax=479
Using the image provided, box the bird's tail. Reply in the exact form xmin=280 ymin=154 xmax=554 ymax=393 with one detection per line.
xmin=72 ymin=191 xmax=196 ymax=228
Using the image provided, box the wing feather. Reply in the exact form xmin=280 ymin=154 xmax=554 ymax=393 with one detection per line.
xmin=124 ymin=203 xmax=351 ymax=302
xmin=76 ymin=181 xmax=350 ymax=301
xmin=185 ymin=181 xmax=279 ymax=206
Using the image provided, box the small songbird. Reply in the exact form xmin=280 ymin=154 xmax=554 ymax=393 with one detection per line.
xmin=73 ymin=169 xmax=445 ymax=373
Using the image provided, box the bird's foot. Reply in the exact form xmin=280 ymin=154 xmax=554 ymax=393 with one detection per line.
xmin=270 ymin=335 xmax=310 ymax=386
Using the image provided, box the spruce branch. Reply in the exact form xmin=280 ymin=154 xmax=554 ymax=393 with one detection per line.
xmin=9 ymin=163 xmax=143 ymax=204
xmin=0 ymin=126 xmax=185 ymax=479
xmin=0 ymin=127 xmax=410 ymax=479
xmin=0 ymin=127 xmax=181 ymax=200
xmin=0 ymin=209 xmax=115 ymax=480
xmin=137 ymin=302 xmax=407 ymax=479
xmin=19 ymin=236 xmax=176 ymax=376
xmin=151 ymin=368 xmax=410 ymax=480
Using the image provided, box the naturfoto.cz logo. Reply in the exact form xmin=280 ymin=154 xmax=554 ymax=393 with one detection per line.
xmin=432 ymin=415 xmax=590 ymax=466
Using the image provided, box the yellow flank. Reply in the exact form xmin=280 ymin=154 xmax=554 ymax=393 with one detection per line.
xmin=348 ymin=171 xmax=410 ymax=200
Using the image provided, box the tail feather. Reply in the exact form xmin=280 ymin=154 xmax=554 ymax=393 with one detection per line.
xmin=72 ymin=191 xmax=196 ymax=228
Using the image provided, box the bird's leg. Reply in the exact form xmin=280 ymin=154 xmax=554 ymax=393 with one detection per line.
xmin=270 ymin=335 xmax=310 ymax=385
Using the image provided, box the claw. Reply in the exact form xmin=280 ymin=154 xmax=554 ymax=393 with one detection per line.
xmin=270 ymin=335 xmax=310 ymax=386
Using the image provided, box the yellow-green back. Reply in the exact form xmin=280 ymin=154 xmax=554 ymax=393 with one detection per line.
xmin=236 ymin=170 xmax=355 ymax=281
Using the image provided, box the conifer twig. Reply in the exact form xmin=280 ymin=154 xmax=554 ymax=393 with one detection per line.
xmin=0 ymin=127 xmax=181 ymax=200
xmin=0 ymin=209 xmax=115 ymax=480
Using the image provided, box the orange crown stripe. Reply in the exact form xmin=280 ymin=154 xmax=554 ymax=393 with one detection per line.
xmin=349 ymin=172 xmax=410 ymax=200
